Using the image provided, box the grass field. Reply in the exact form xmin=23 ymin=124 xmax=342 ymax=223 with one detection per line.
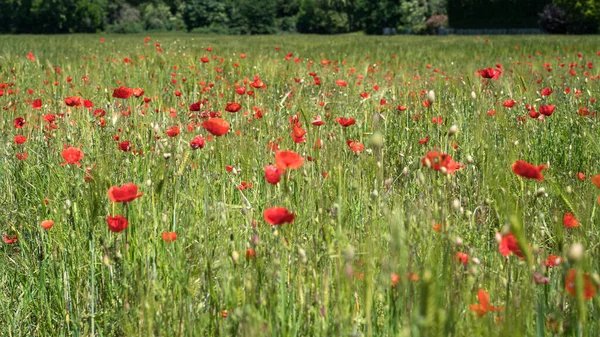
xmin=1 ymin=33 xmax=600 ymax=336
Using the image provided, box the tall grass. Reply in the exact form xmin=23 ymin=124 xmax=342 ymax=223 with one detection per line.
xmin=0 ymin=33 xmax=599 ymax=336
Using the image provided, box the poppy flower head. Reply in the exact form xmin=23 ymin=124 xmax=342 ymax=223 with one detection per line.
xmin=347 ymin=140 xmax=364 ymax=153
xmin=201 ymin=118 xmax=230 ymax=136
xmin=264 ymin=165 xmax=284 ymax=184
xmin=61 ymin=147 xmax=84 ymax=166
xmin=545 ymin=254 xmax=561 ymax=268
xmin=512 ymin=160 xmax=546 ymax=181
xmin=264 ymin=207 xmax=295 ymax=226
xmin=275 ymin=150 xmax=304 ymax=170
xmin=41 ymin=220 xmax=55 ymax=230
xmin=65 ymin=96 xmax=83 ymax=107
xmin=107 ymin=183 xmax=143 ymax=203
xmin=335 ymin=117 xmax=356 ymax=127
xmin=166 ymin=125 xmax=180 ymax=137
xmin=421 ymin=151 xmax=464 ymax=174
xmin=3 ymin=235 xmax=18 ymax=244
xmin=106 ymin=215 xmax=129 ymax=233
xmin=539 ymin=105 xmax=555 ymax=116
xmin=162 ymin=231 xmax=177 ymax=242
xmin=563 ymin=213 xmax=579 ymax=228
xmin=113 ymin=86 xmax=134 ymax=99
xmin=470 ymin=289 xmax=504 ymax=317
xmin=190 ymin=135 xmax=206 ymax=150
xmin=478 ymin=68 xmax=502 ymax=79
xmin=498 ymin=233 xmax=524 ymax=259
xmin=14 ymin=117 xmax=26 ymax=129
xmin=225 ymin=102 xmax=242 ymax=113
xmin=565 ymin=269 xmax=596 ymax=300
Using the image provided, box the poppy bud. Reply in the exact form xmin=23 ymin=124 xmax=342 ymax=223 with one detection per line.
xmin=536 ymin=187 xmax=547 ymax=197
xmin=466 ymin=155 xmax=473 ymax=164
xmin=566 ymin=186 xmax=572 ymax=194
xmin=299 ymin=248 xmax=307 ymax=264
xmin=427 ymin=90 xmax=435 ymax=103
xmin=232 ymin=251 xmax=239 ymax=264
xmin=471 ymin=91 xmax=477 ymax=100
xmin=402 ymin=167 xmax=409 ymax=175
xmin=453 ymin=199 xmax=461 ymax=211
xmin=568 ymin=243 xmax=584 ymax=263
xmin=448 ymin=125 xmax=458 ymax=136
xmin=103 ymin=254 xmax=110 ymax=266
xmin=455 ymin=236 xmax=463 ymax=246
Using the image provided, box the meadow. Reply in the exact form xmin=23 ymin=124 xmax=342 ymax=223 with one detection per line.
xmin=1 ymin=33 xmax=600 ymax=336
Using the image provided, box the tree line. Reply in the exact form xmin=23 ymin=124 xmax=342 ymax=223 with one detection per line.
xmin=0 ymin=0 xmax=598 ymax=35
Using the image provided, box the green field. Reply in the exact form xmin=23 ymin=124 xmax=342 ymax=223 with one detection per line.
xmin=1 ymin=33 xmax=600 ymax=336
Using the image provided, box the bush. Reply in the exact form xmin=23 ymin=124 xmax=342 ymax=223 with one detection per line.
xmin=106 ymin=3 xmax=143 ymax=33
xmin=538 ymin=4 xmax=568 ymax=34
xmin=142 ymin=2 xmax=186 ymax=31
xmin=425 ymin=14 xmax=448 ymax=34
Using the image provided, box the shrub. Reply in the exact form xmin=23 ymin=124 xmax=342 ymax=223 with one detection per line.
xmin=538 ymin=4 xmax=568 ymax=34
xmin=425 ymin=14 xmax=448 ymax=34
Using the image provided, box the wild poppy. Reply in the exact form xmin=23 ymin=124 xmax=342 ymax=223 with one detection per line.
xmin=41 ymin=220 xmax=54 ymax=230
xmin=391 ymin=273 xmax=400 ymax=287
xmin=32 ymin=99 xmax=42 ymax=109
xmin=503 ymin=100 xmax=517 ymax=108
xmin=469 ymin=289 xmax=504 ymax=317
xmin=166 ymin=125 xmax=180 ymax=137
xmin=563 ymin=213 xmax=579 ymax=228
xmin=498 ymin=233 xmax=524 ymax=259
xmin=162 ymin=232 xmax=177 ymax=242
xmin=591 ymin=174 xmax=600 ymax=188
xmin=539 ymin=105 xmax=555 ymax=116
xmin=541 ymin=88 xmax=552 ymax=97
xmin=545 ymin=254 xmax=561 ymax=268
xmin=512 ymin=160 xmax=546 ymax=181
xmin=421 ymin=151 xmax=464 ymax=174
xmin=133 ymin=88 xmax=144 ymax=97
xmin=14 ymin=135 xmax=26 ymax=144
xmin=335 ymin=117 xmax=356 ymax=127
xmin=455 ymin=252 xmax=469 ymax=264
xmin=108 ymin=183 xmax=143 ymax=203
xmin=201 ymin=118 xmax=230 ymax=136
xmin=64 ymin=96 xmax=83 ymax=107
xmin=264 ymin=165 xmax=283 ymax=184
xmin=311 ymin=116 xmax=326 ymax=126
xmin=190 ymin=136 xmax=205 ymax=149
xmin=335 ymin=79 xmax=348 ymax=87
xmin=106 ymin=215 xmax=129 ymax=233
xmin=61 ymin=147 xmax=84 ymax=167
xmin=113 ymin=86 xmax=133 ymax=99
xmin=479 ymin=68 xmax=501 ymax=79
xmin=14 ymin=117 xmax=25 ymax=129
xmin=3 ymin=235 xmax=18 ymax=244
xmin=225 ymin=102 xmax=242 ymax=113
xmin=275 ymin=150 xmax=304 ymax=170
xmin=347 ymin=140 xmax=364 ymax=153
xmin=246 ymin=248 xmax=256 ymax=259
xmin=264 ymin=207 xmax=295 ymax=225
xmin=565 ymin=269 xmax=596 ymax=300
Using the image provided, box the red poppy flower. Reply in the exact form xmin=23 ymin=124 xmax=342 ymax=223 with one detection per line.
xmin=264 ymin=165 xmax=283 ymax=184
xmin=32 ymin=99 xmax=43 ymax=109
xmin=133 ymin=88 xmax=144 ymax=98
xmin=162 ymin=231 xmax=177 ymax=242
xmin=539 ymin=105 xmax=555 ymax=116
xmin=541 ymin=87 xmax=552 ymax=97
xmin=545 ymin=254 xmax=561 ymax=268
xmin=119 ymin=141 xmax=132 ymax=152
xmin=577 ymin=172 xmax=586 ymax=180
xmin=421 ymin=151 xmax=464 ymax=174
xmin=498 ymin=233 xmax=524 ymax=259
xmin=335 ymin=79 xmax=348 ymax=87
xmin=201 ymin=118 xmax=230 ymax=136
xmin=14 ymin=117 xmax=25 ymax=129
xmin=563 ymin=213 xmax=579 ymax=228
xmin=311 ymin=116 xmax=326 ymax=126
xmin=108 ymin=183 xmax=143 ymax=203
xmin=61 ymin=147 xmax=84 ymax=166
xmin=41 ymin=220 xmax=55 ymax=230
xmin=347 ymin=140 xmax=364 ymax=153
xmin=291 ymin=126 xmax=307 ymax=143
xmin=245 ymin=248 xmax=256 ymax=259
xmin=431 ymin=116 xmax=443 ymax=125
xmin=503 ymin=100 xmax=517 ymax=108
xmin=455 ymin=252 xmax=469 ymax=264
xmin=478 ymin=68 xmax=501 ymax=79
xmin=470 ymin=290 xmax=504 ymax=317
xmin=225 ymin=102 xmax=242 ymax=113
xmin=396 ymin=105 xmax=407 ymax=111
xmin=3 ymin=235 xmax=18 ymax=244
xmin=511 ymin=160 xmax=547 ymax=181
xmin=263 ymin=207 xmax=295 ymax=225
xmin=418 ymin=135 xmax=429 ymax=145
xmin=113 ymin=86 xmax=133 ymax=99
xmin=64 ymin=96 xmax=83 ymax=107
xmin=275 ymin=150 xmax=304 ymax=170
xmin=592 ymin=174 xmax=600 ymax=188
xmin=106 ymin=215 xmax=129 ymax=233
xmin=166 ymin=125 xmax=180 ymax=137
xmin=83 ymin=100 xmax=94 ymax=108
xmin=335 ymin=117 xmax=356 ymax=127
xmin=14 ymin=135 xmax=26 ymax=144
xmin=190 ymin=136 xmax=205 ymax=149
xmin=565 ymin=269 xmax=596 ymax=300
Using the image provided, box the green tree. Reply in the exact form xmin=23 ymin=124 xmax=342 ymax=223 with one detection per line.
xmin=553 ymin=0 xmax=600 ymax=33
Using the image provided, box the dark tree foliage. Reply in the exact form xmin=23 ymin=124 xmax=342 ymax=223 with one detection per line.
xmin=1 ymin=0 xmax=600 ymax=35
